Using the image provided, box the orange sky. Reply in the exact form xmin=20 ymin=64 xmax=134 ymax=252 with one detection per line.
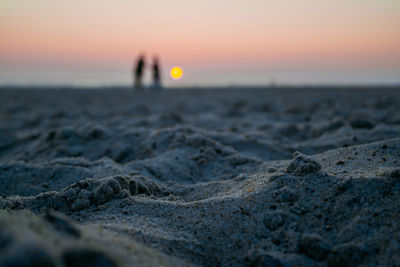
xmin=1 ymin=0 xmax=400 ymax=85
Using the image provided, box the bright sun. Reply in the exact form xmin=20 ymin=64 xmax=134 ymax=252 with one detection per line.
xmin=170 ymin=66 xmax=183 ymax=80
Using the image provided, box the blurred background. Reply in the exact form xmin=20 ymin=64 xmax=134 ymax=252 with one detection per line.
xmin=1 ymin=0 xmax=400 ymax=87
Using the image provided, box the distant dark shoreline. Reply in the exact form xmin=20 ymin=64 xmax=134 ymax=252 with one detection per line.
xmin=0 ymin=84 xmax=399 ymax=91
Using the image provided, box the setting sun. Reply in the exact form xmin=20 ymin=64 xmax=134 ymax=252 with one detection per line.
xmin=170 ymin=67 xmax=183 ymax=80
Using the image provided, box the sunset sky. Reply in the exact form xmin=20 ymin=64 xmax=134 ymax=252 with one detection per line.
xmin=1 ymin=0 xmax=400 ymax=86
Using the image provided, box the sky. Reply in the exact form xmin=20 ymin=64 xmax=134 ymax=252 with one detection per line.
xmin=1 ymin=0 xmax=400 ymax=87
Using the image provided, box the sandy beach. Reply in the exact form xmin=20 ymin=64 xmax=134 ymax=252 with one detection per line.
xmin=0 ymin=87 xmax=400 ymax=266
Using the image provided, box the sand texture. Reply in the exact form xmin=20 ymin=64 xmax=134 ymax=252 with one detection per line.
xmin=0 ymin=88 xmax=399 ymax=266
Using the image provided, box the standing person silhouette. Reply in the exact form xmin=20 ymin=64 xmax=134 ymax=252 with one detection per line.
xmin=152 ymin=56 xmax=162 ymax=90
xmin=134 ymin=54 xmax=145 ymax=90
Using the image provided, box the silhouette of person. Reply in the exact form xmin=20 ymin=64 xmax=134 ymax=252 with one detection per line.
xmin=134 ymin=55 xmax=145 ymax=90
xmin=152 ymin=56 xmax=162 ymax=89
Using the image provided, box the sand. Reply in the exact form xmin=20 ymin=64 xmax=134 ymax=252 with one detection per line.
xmin=0 ymin=87 xmax=399 ymax=266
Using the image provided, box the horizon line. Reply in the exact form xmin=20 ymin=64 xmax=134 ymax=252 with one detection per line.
xmin=1 ymin=83 xmax=399 ymax=90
